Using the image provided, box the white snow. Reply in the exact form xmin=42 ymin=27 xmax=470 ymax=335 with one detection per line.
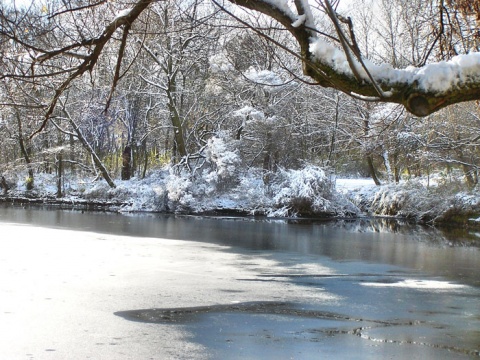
xmin=114 ymin=8 xmax=132 ymax=20
xmin=244 ymin=67 xmax=284 ymax=86
xmin=361 ymin=279 xmax=467 ymax=290
xmin=263 ymin=0 xmax=296 ymax=20
xmin=292 ymin=14 xmax=307 ymax=28
xmin=310 ymin=38 xmax=353 ymax=75
xmin=5 ymin=165 xmax=480 ymax=222
xmin=310 ymin=37 xmax=480 ymax=94
xmin=0 ymin=222 xmax=340 ymax=359
xmin=335 ymin=178 xmax=376 ymax=193
xmin=209 ymin=52 xmax=234 ymax=73
xmin=298 ymin=0 xmax=315 ymax=28
xmin=233 ymin=105 xmax=266 ymax=122
xmin=205 ymin=135 xmax=241 ymax=178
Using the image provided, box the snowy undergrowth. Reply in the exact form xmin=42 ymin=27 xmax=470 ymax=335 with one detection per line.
xmin=5 ymin=167 xmax=480 ymax=223
xmin=159 ymin=135 xmax=358 ymax=217
xmin=77 ymin=172 xmax=168 ymax=212
xmin=2 ymin=162 xmax=358 ymax=218
xmin=346 ymin=178 xmax=480 ymax=224
xmin=164 ymin=156 xmax=357 ymax=217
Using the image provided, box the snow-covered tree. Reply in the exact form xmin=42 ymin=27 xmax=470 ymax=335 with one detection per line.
xmin=1 ymin=0 xmax=479 ymax=137
xmin=1 ymin=0 xmax=480 ymax=196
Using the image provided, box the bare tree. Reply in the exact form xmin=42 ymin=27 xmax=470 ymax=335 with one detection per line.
xmin=1 ymin=0 xmax=479 ymax=139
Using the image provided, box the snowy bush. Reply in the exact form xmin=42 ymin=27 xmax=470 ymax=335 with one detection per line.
xmin=166 ymin=171 xmax=192 ymax=202
xmin=346 ymin=177 xmax=480 ymax=224
xmin=164 ymin=134 xmax=245 ymax=213
xmin=82 ymin=181 xmax=111 ymax=200
xmin=269 ymin=165 xmax=335 ymax=216
xmin=349 ymin=180 xmax=442 ymax=220
xmin=204 ymin=134 xmax=241 ymax=181
xmin=231 ymin=169 xmax=269 ymax=213
xmin=81 ymin=173 xmax=168 ymax=212
xmin=113 ymin=181 xmax=167 ymax=212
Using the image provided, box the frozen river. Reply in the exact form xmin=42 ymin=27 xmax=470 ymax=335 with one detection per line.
xmin=0 ymin=206 xmax=479 ymax=359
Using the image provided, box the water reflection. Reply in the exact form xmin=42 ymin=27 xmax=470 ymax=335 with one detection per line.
xmin=0 ymin=204 xmax=478 ymax=287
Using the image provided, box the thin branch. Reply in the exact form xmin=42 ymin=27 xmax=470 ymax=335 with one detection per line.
xmin=47 ymin=0 xmax=108 ymax=19
xmin=0 ymin=102 xmax=47 ymax=109
xmin=105 ymin=23 xmax=131 ymax=112
xmin=29 ymin=0 xmax=156 ymax=138
xmin=325 ymin=1 xmax=388 ymax=98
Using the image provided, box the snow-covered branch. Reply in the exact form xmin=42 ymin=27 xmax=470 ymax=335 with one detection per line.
xmin=225 ymin=0 xmax=480 ymax=116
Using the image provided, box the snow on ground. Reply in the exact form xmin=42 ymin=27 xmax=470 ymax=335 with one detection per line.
xmin=0 ymin=222 xmax=340 ymax=359
xmin=335 ymin=178 xmax=376 ymax=193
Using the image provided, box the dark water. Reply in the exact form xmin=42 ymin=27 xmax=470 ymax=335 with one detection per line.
xmin=1 ymin=205 xmax=479 ymax=359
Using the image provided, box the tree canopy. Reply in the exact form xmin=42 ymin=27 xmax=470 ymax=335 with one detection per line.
xmin=1 ymin=0 xmax=479 ymax=134
xmin=1 ymin=0 xmax=480 ymax=210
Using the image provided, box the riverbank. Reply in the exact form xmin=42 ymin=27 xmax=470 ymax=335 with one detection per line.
xmin=2 ymin=170 xmax=480 ymax=227
xmin=342 ymin=178 xmax=480 ymax=227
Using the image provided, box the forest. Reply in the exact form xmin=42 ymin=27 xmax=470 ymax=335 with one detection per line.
xmin=1 ymin=0 xmax=480 ymax=223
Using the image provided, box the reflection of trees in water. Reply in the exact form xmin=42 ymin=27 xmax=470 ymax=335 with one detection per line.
xmin=280 ymin=217 xmax=480 ymax=248
xmin=349 ymin=218 xmax=480 ymax=247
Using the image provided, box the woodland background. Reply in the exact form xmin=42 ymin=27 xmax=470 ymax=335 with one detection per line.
xmin=1 ymin=0 xmax=480 ymax=223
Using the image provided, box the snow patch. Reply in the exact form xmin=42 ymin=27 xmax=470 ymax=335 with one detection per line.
xmin=263 ymin=0 xmax=296 ymax=20
xmin=209 ymin=52 xmax=234 ymax=73
xmin=114 ymin=8 xmax=132 ymax=20
xmin=310 ymin=37 xmax=480 ymax=94
xmin=361 ymin=279 xmax=467 ymax=290
xmin=244 ymin=67 xmax=284 ymax=87
xmin=336 ymin=178 xmax=376 ymax=194
xmin=233 ymin=106 xmax=266 ymax=122
xmin=292 ymin=14 xmax=306 ymax=28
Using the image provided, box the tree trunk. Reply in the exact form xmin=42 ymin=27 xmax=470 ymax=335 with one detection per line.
xmin=63 ymin=110 xmax=116 ymax=188
xmin=363 ymin=114 xmax=381 ymax=186
xmin=142 ymin=139 xmax=148 ymax=179
xmin=382 ymin=149 xmax=394 ymax=184
xmin=168 ymin=93 xmax=187 ymax=161
xmin=121 ymin=145 xmax=132 ymax=180
xmin=1 ymin=176 xmax=9 ymax=195
xmin=56 ymin=152 xmax=63 ymax=198
xmin=366 ymin=154 xmax=381 ymax=185
xmin=15 ymin=111 xmax=34 ymax=190
xmin=461 ymin=163 xmax=476 ymax=188
xmin=456 ymin=147 xmax=476 ymax=188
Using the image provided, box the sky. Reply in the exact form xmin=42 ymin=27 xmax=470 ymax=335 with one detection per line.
xmin=5 ymin=0 xmax=45 ymax=8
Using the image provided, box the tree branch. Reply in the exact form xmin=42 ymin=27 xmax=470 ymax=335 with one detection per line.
xmin=105 ymin=23 xmax=131 ymax=112
xmin=226 ymin=0 xmax=480 ymax=117
xmin=29 ymin=0 xmax=157 ymax=138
